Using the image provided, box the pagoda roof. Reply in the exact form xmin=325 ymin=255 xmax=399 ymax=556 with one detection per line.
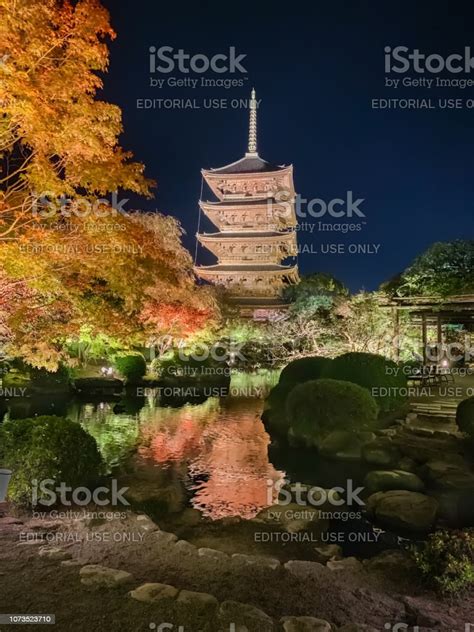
xmin=199 ymin=231 xmax=293 ymax=239
xmin=200 ymin=197 xmax=276 ymax=207
xmin=195 ymin=264 xmax=297 ymax=273
xmin=203 ymin=153 xmax=288 ymax=175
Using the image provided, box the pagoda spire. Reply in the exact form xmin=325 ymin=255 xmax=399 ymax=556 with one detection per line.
xmin=247 ymin=88 xmax=258 ymax=155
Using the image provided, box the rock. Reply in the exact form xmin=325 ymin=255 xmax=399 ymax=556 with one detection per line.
xmin=282 ymin=616 xmax=332 ymax=632
xmin=198 ymin=547 xmax=229 ymax=561
xmin=362 ymin=438 xmax=401 ymax=467
xmin=218 ymin=600 xmax=274 ymax=632
xmin=0 ymin=516 xmax=23 ymax=525
xmin=284 ymin=560 xmax=327 ymax=578
xmin=130 ymin=582 xmax=178 ymax=603
xmin=176 ymin=589 xmax=219 ymax=616
xmin=79 ymin=565 xmax=133 ymax=588
xmin=364 ymin=470 xmax=425 ymax=493
xmin=60 ymin=559 xmax=82 ymax=567
xmin=397 ymin=457 xmax=417 ymax=472
xmin=319 ymin=431 xmax=373 ymax=460
xmin=231 ymin=553 xmax=280 ymax=570
xmin=364 ymin=549 xmax=415 ymax=573
xmin=422 ymin=460 xmax=474 ymax=489
xmin=38 ymin=546 xmax=72 ymax=561
xmin=327 ymin=557 xmax=362 ymax=571
xmin=402 ymin=596 xmax=457 ymax=628
xmin=314 ymin=544 xmax=343 ymax=561
xmin=367 ymin=491 xmax=438 ymax=532
xmin=135 ymin=514 xmax=160 ymax=531
xmin=175 ymin=540 xmax=197 ymax=555
xmin=152 ymin=530 xmax=178 ymax=545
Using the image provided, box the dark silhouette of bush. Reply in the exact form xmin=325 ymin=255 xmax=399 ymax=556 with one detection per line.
xmin=323 ymin=352 xmax=407 ymax=412
xmin=114 ymin=352 xmax=147 ymax=381
xmin=279 ymin=356 xmax=333 ymax=387
xmin=456 ymin=396 xmax=474 ymax=438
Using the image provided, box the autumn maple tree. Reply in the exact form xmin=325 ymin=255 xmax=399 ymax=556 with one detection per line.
xmin=0 ymin=0 xmax=216 ymax=368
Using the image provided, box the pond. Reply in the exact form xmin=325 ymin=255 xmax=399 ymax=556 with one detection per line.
xmin=1 ymin=371 xmax=404 ymax=560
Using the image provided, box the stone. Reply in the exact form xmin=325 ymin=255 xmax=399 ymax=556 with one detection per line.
xmin=397 ymin=457 xmax=417 ymax=472
xmin=361 ymin=438 xmax=401 ymax=467
xmin=284 ymin=560 xmax=327 ymax=578
xmin=231 ymin=553 xmax=280 ymax=569
xmin=176 ymin=589 xmax=219 ymax=616
xmin=198 ymin=547 xmax=228 ymax=561
xmin=60 ymin=559 xmax=82 ymax=567
xmin=364 ymin=549 xmax=415 ymax=573
xmin=282 ymin=616 xmax=332 ymax=632
xmin=175 ymin=540 xmax=197 ymax=555
xmin=79 ymin=565 xmax=133 ymax=588
xmin=38 ymin=546 xmax=72 ymax=561
xmin=218 ymin=600 xmax=274 ymax=632
xmin=367 ymin=491 xmax=438 ymax=532
xmin=327 ymin=557 xmax=362 ymax=571
xmin=422 ymin=460 xmax=474 ymax=489
xmin=153 ymin=530 xmax=178 ymax=545
xmin=364 ymin=470 xmax=425 ymax=493
xmin=402 ymin=596 xmax=457 ymax=628
xmin=135 ymin=514 xmax=160 ymax=531
xmin=314 ymin=543 xmax=343 ymax=561
xmin=130 ymin=582 xmax=178 ymax=603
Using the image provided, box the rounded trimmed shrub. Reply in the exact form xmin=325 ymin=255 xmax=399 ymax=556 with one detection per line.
xmin=323 ymin=352 xmax=407 ymax=412
xmin=279 ymin=356 xmax=333 ymax=387
xmin=114 ymin=352 xmax=147 ymax=381
xmin=286 ymin=378 xmax=378 ymax=444
xmin=0 ymin=416 xmax=103 ymax=505
xmin=456 ymin=396 xmax=474 ymax=438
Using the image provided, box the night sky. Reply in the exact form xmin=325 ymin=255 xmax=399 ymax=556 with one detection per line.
xmin=100 ymin=0 xmax=474 ymax=292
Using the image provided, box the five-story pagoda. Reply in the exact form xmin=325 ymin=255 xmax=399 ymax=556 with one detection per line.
xmin=194 ymin=89 xmax=299 ymax=317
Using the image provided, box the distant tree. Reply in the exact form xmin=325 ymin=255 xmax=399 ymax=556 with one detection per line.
xmin=382 ymin=241 xmax=474 ymax=297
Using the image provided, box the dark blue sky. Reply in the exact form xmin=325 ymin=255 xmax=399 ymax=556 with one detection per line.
xmin=101 ymin=0 xmax=474 ymax=291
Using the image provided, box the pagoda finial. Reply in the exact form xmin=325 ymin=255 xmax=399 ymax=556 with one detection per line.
xmin=247 ymin=88 xmax=258 ymax=155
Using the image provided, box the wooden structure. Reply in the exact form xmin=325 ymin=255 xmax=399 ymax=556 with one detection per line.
xmin=194 ymin=89 xmax=299 ymax=318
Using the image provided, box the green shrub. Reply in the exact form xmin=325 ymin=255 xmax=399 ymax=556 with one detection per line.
xmin=286 ymin=378 xmax=378 ymax=443
xmin=323 ymin=352 xmax=407 ymax=412
xmin=114 ymin=353 xmax=147 ymax=381
xmin=0 ymin=416 xmax=103 ymax=505
xmin=413 ymin=529 xmax=474 ymax=595
xmin=279 ymin=356 xmax=332 ymax=387
xmin=456 ymin=397 xmax=474 ymax=438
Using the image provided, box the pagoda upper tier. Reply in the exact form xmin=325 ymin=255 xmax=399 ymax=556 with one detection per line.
xmin=194 ymin=89 xmax=299 ymax=315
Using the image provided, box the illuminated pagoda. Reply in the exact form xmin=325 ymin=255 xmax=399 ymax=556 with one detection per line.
xmin=194 ymin=89 xmax=299 ymax=318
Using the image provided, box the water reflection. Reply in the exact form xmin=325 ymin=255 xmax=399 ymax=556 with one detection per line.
xmin=135 ymin=397 xmax=284 ymax=519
